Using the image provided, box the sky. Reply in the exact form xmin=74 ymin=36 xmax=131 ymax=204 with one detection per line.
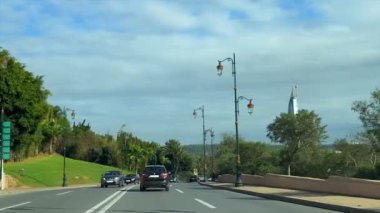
xmin=0 ymin=0 xmax=379 ymax=145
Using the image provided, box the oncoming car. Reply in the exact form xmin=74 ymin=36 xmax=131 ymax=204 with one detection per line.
xmin=140 ymin=165 xmax=169 ymax=191
xmin=100 ymin=170 xmax=125 ymax=188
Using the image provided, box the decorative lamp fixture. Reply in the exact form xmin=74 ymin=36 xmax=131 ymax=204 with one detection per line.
xmin=192 ymin=110 xmax=197 ymax=119
xmin=216 ymin=61 xmax=224 ymax=76
xmin=247 ymin=100 xmax=254 ymax=115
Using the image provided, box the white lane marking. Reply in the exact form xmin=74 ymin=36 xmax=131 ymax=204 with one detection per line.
xmin=0 ymin=202 xmax=31 ymax=212
xmin=175 ymin=189 xmax=184 ymax=194
xmin=56 ymin=191 xmax=72 ymax=196
xmin=98 ymin=191 xmax=126 ymax=213
xmin=84 ymin=188 xmax=125 ymax=213
xmin=195 ymin=198 xmax=216 ymax=209
xmin=84 ymin=185 xmax=135 ymax=213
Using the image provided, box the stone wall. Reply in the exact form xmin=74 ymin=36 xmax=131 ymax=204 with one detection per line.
xmin=217 ymin=173 xmax=380 ymax=199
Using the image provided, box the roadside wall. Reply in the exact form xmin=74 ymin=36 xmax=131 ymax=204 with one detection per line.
xmin=216 ymin=173 xmax=380 ymax=199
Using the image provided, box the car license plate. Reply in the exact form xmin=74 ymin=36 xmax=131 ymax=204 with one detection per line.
xmin=149 ymin=175 xmax=159 ymax=178
xmin=107 ymin=180 xmax=113 ymax=183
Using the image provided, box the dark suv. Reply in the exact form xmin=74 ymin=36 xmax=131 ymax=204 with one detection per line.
xmin=100 ymin=171 xmax=124 ymax=188
xmin=140 ymin=165 xmax=169 ymax=191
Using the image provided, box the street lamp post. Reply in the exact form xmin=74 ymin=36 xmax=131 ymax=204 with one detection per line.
xmin=216 ymin=53 xmax=254 ymax=187
xmin=119 ymin=124 xmax=128 ymax=169
xmin=205 ymin=129 xmax=215 ymax=180
xmin=193 ymin=105 xmax=207 ymax=182
xmin=62 ymin=107 xmax=75 ymax=187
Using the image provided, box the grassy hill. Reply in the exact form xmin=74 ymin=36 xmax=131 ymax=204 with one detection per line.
xmin=4 ymin=154 xmax=126 ymax=187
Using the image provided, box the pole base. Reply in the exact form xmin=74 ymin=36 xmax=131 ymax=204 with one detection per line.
xmin=234 ymin=173 xmax=243 ymax=187
xmin=62 ymin=174 xmax=67 ymax=187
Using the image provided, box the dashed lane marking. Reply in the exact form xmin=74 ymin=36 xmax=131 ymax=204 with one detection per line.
xmin=0 ymin=202 xmax=31 ymax=212
xmin=195 ymin=198 xmax=216 ymax=209
xmin=56 ymin=191 xmax=73 ymax=196
xmin=175 ymin=189 xmax=184 ymax=193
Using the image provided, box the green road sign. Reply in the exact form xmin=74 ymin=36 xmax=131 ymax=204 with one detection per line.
xmin=2 ymin=134 xmax=10 ymax=140
xmin=1 ymin=153 xmax=10 ymax=160
xmin=2 ymin=147 xmax=10 ymax=153
xmin=2 ymin=121 xmax=11 ymax=128
xmin=1 ymin=121 xmax=11 ymax=160
xmin=2 ymin=128 xmax=10 ymax=134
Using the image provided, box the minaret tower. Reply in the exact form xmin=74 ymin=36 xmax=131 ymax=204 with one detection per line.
xmin=288 ymin=84 xmax=298 ymax=115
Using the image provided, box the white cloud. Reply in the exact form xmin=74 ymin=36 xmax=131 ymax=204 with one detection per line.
xmin=0 ymin=0 xmax=379 ymax=144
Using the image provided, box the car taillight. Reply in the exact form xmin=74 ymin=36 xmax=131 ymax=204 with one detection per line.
xmin=160 ymin=173 xmax=168 ymax=179
xmin=142 ymin=174 xmax=148 ymax=179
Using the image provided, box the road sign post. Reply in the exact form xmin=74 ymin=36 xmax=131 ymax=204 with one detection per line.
xmin=1 ymin=120 xmax=11 ymax=190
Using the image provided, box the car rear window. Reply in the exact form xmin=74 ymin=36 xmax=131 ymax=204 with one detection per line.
xmin=144 ymin=166 xmax=166 ymax=174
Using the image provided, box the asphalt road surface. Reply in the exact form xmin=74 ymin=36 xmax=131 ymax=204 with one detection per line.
xmin=0 ymin=182 xmax=340 ymax=213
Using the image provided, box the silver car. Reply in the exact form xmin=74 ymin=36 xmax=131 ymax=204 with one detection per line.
xmin=101 ymin=171 xmax=124 ymax=188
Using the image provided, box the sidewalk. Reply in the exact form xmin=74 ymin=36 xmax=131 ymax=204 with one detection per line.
xmin=200 ymin=182 xmax=380 ymax=213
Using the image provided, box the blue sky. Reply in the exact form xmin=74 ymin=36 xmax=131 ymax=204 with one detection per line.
xmin=0 ymin=0 xmax=379 ymax=145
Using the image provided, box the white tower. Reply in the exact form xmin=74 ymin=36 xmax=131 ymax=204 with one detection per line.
xmin=288 ymin=84 xmax=298 ymax=115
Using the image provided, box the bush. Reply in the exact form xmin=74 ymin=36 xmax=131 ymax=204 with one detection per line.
xmin=354 ymin=167 xmax=377 ymax=180
xmin=177 ymin=171 xmax=194 ymax=182
xmin=375 ymin=163 xmax=380 ymax=179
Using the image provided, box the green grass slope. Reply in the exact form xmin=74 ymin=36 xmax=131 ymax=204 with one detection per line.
xmin=4 ymin=154 xmax=125 ymax=187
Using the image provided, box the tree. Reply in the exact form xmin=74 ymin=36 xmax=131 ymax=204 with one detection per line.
xmin=164 ymin=139 xmax=184 ymax=177
xmin=214 ymin=134 xmax=235 ymax=174
xmin=0 ymin=48 xmax=50 ymax=159
xmin=116 ymin=130 xmax=131 ymax=169
xmin=267 ymin=109 xmax=327 ymax=175
xmin=352 ymin=88 xmax=380 ymax=166
xmin=40 ymin=106 xmax=70 ymax=154
xmin=335 ymin=138 xmax=371 ymax=170
xmin=239 ymin=141 xmax=269 ymax=175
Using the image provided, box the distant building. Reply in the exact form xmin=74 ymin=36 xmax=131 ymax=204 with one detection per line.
xmin=288 ymin=84 xmax=298 ymax=115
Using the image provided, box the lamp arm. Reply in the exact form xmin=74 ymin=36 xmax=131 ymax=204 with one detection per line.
xmin=218 ymin=57 xmax=233 ymax=63
xmin=193 ymin=106 xmax=203 ymax=112
xmin=238 ymin=96 xmax=252 ymax=102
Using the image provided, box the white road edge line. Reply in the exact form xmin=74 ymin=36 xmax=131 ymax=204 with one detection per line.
xmin=0 ymin=201 xmax=31 ymax=212
xmin=195 ymin=198 xmax=216 ymax=209
xmin=56 ymin=191 xmax=72 ymax=196
xmin=175 ymin=189 xmax=184 ymax=194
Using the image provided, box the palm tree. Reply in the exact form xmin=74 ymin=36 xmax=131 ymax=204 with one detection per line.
xmin=41 ymin=106 xmax=66 ymax=154
xmin=164 ymin=139 xmax=184 ymax=177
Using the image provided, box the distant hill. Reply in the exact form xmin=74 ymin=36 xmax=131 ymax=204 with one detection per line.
xmin=183 ymin=144 xmax=218 ymax=157
xmin=183 ymin=143 xmax=334 ymax=157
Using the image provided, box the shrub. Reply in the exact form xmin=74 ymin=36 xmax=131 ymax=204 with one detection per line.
xmin=354 ymin=167 xmax=377 ymax=180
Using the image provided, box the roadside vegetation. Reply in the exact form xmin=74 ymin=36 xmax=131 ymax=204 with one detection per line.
xmin=1 ymin=47 xmax=379 ymax=188
xmin=4 ymin=154 xmax=124 ymax=187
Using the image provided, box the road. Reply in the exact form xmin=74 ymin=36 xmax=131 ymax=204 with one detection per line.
xmin=0 ymin=182 xmax=339 ymax=213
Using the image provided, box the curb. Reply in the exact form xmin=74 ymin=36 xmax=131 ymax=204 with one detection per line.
xmin=200 ymin=182 xmax=378 ymax=213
